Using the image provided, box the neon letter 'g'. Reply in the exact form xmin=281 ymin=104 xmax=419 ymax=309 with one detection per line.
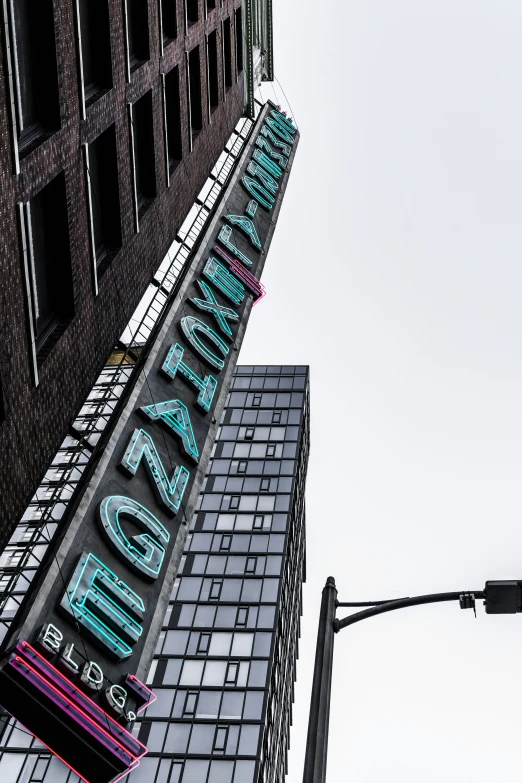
xmin=98 ymin=495 xmax=170 ymax=580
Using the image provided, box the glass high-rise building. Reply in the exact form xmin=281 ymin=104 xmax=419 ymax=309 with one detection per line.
xmin=0 ymin=364 xmax=309 ymax=783
xmin=127 ymin=364 xmax=310 ymax=783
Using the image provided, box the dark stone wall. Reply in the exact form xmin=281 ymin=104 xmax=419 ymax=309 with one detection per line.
xmin=0 ymin=0 xmax=246 ymax=542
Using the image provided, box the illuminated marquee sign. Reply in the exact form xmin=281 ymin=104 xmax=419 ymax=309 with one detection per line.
xmin=0 ymin=102 xmax=298 ymax=782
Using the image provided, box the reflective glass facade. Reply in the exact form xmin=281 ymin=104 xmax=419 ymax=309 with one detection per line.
xmin=0 ymin=365 xmax=309 ymax=783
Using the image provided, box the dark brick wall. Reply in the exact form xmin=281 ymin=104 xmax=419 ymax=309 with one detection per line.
xmin=0 ymin=0 xmax=246 ymax=542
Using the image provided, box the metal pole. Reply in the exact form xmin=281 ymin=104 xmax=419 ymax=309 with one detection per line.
xmin=302 ymin=576 xmax=337 ymax=783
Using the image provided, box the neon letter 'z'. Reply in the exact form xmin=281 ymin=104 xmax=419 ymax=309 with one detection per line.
xmin=120 ymin=428 xmax=189 ymax=516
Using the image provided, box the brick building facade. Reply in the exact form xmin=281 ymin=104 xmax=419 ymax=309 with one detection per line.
xmin=0 ymin=0 xmax=264 ymax=541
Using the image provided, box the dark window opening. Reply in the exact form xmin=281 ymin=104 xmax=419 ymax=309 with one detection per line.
xmin=87 ymin=124 xmax=122 ymax=275
xmin=223 ymin=17 xmax=233 ymax=89
xmin=213 ymin=726 xmax=228 ymax=752
xmin=10 ymin=0 xmax=60 ymax=155
xmin=24 ymin=172 xmax=74 ymax=362
xmin=207 ymin=29 xmax=219 ymax=110
xmin=160 ymin=0 xmax=177 ymax=44
xmin=206 ymin=0 xmax=217 ymax=11
xmin=164 ymin=65 xmax=182 ymax=171
xmin=183 ymin=692 xmax=198 ymax=717
xmin=235 ymin=7 xmax=244 ymax=74
xmin=132 ymin=90 xmax=156 ymax=220
xmin=188 ymin=46 xmax=203 ymax=139
xmin=78 ymin=0 xmax=112 ymax=106
xmin=186 ymin=0 xmax=199 ymax=26
xmin=125 ymin=0 xmax=150 ymax=72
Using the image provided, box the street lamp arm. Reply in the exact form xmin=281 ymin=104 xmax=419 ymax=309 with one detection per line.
xmin=335 ymin=590 xmax=485 ymax=632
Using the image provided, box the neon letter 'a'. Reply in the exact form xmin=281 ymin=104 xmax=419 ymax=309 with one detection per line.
xmin=162 ymin=343 xmax=217 ymax=412
xmin=61 ymin=552 xmax=144 ymax=660
xmin=225 ymin=213 xmax=262 ymax=249
xmin=99 ymin=495 xmax=170 ymax=580
xmin=120 ymin=429 xmax=190 ymax=516
xmin=265 ymin=117 xmax=296 ymax=144
xmin=140 ymin=398 xmax=200 ymax=461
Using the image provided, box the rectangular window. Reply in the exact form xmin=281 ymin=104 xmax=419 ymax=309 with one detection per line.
xmin=77 ymin=0 xmax=112 ymax=109
xmin=183 ymin=691 xmax=198 ymax=717
xmin=225 ymin=662 xmax=239 ymax=685
xmin=272 ymin=411 xmax=282 ymax=424
xmin=159 ymin=0 xmax=177 ymax=45
xmin=253 ymin=515 xmax=263 ymax=530
xmin=213 ymin=725 xmax=228 ymax=752
xmin=9 ymin=0 xmax=60 ymax=155
xmin=188 ymin=46 xmax=203 ymax=141
xmin=235 ymin=6 xmax=244 ymax=74
xmin=260 ymin=478 xmax=270 ymax=492
xmin=253 ymin=394 xmax=262 ymax=407
xmin=229 ymin=496 xmax=240 ymax=510
xmin=207 ymin=29 xmax=219 ymax=110
xmin=245 ymin=427 xmax=254 ymax=440
xmin=223 ymin=17 xmax=233 ymax=90
xmin=236 ymin=607 xmax=248 ymax=627
xmin=266 ymin=444 xmax=276 ymax=458
xmin=21 ymin=172 xmax=74 ymax=366
xmin=85 ymin=124 xmax=122 ymax=276
xmin=131 ymin=90 xmax=156 ymax=220
xmin=220 ymin=535 xmax=232 ymax=551
xmin=245 ymin=557 xmax=256 ymax=575
xmin=197 ymin=632 xmax=211 ymax=654
xmin=209 ymin=578 xmax=223 ymax=600
xmin=163 ymin=65 xmax=182 ymax=172
xmin=237 ymin=461 xmax=247 ymax=474
xmin=124 ymin=0 xmax=150 ymax=75
xmin=186 ymin=0 xmax=199 ymax=27
xmin=206 ymin=0 xmax=217 ymax=13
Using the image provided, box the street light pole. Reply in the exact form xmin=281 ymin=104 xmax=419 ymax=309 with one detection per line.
xmin=302 ymin=577 xmax=337 ymax=783
xmin=302 ymin=578 xmax=522 ymax=783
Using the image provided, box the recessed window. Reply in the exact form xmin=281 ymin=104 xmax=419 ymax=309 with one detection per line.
xmin=209 ymin=578 xmax=222 ymax=600
xmin=237 ymin=461 xmax=247 ymax=474
xmin=220 ymin=535 xmax=232 ymax=551
xmin=164 ymin=65 xmax=182 ymax=171
xmin=85 ymin=124 xmax=122 ymax=275
xmin=253 ymin=515 xmax=263 ymax=530
xmin=235 ymin=6 xmax=244 ymax=75
xmin=253 ymin=394 xmax=262 ymax=407
xmin=186 ymin=0 xmax=199 ymax=26
xmin=77 ymin=0 xmax=112 ymax=107
xmin=225 ymin=662 xmax=239 ymax=685
xmin=272 ymin=410 xmax=282 ymax=424
xmin=21 ymin=172 xmax=75 ymax=365
xmin=245 ymin=427 xmax=254 ymax=440
xmin=183 ymin=691 xmax=198 ymax=717
xmin=188 ymin=46 xmax=203 ymax=141
xmin=124 ymin=0 xmax=150 ymax=75
xmin=245 ymin=557 xmax=256 ymax=574
xmin=207 ymin=29 xmax=219 ymax=110
xmin=260 ymin=478 xmax=270 ymax=492
xmin=131 ymin=90 xmax=157 ymax=220
xmin=236 ymin=606 xmax=248 ymax=627
xmin=223 ymin=17 xmax=233 ymax=90
xmin=9 ymin=0 xmax=60 ymax=155
xmin=206 ymin=0 xmax=217 ymax=13
xmin=229 ymin=496 xmax=240 ymax=510
xmin=159 ymin=0 xmax=177 ymax=45
xmin=266 ymin=443 xmax=276 ymax=457
xmin=197 ymin=632 xmax=211 ymax=654
xmin=213 ymin=725 xmax=228 ymax=752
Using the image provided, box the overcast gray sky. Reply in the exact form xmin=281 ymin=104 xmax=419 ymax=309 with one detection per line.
xmin=240 ymin=2 xmax=522 ymax=781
